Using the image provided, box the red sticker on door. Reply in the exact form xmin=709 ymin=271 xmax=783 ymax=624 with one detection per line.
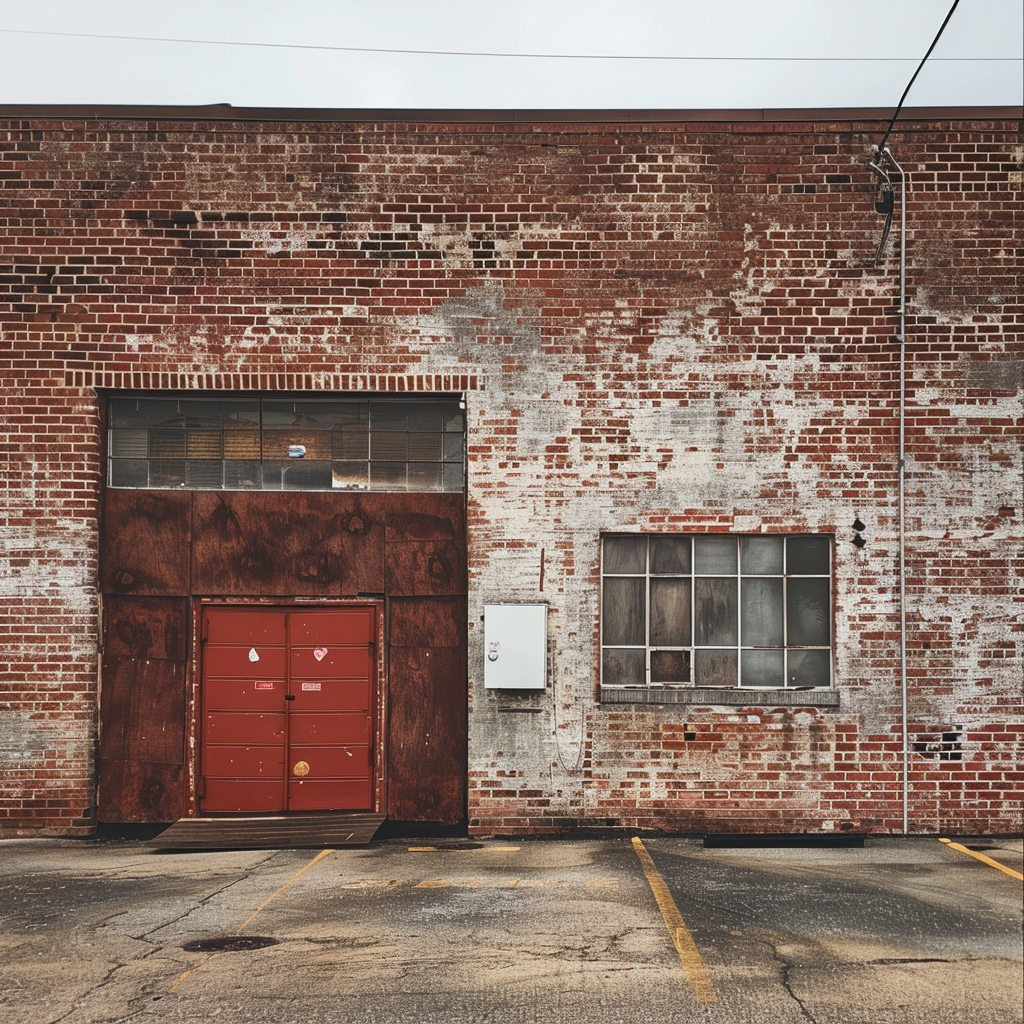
xmin=313 ymin=647 xmax=329 ymax=661
xmin=254 ymin=681 xmax=274 ymax=690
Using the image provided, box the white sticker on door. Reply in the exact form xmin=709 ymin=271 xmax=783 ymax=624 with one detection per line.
xmin=301 ymin=682 xmax=322 ymax=691
xmin=313 ymin=647 xmax=329 ymax=661
xmin=248 ymin=648 xmax=260 ymax=662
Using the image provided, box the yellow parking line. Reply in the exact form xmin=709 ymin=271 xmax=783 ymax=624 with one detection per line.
xmin=632 ymin=837 xmax=716 ymax=1004
xmin=939 ymin=838 xmax=1023 ymax=880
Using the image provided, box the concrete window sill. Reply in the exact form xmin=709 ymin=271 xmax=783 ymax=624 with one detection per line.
xmin=599 ymin=687 xmax=840 ymax=708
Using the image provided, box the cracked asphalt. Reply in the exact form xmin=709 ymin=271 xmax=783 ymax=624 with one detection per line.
xmin=0 ymin=834 xmax=1020 ymax=1023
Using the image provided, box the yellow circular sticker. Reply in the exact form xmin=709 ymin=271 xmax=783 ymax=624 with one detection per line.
xmin=293 ymin=761 xmax=310 ymax=777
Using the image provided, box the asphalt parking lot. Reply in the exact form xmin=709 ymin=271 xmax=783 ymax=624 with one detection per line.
xmin=1 ymin=833 xmax=1021 ymax=1024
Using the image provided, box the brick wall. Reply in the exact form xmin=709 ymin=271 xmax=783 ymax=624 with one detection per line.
xmin=1 ymin=111 xmax=1021 ymax=835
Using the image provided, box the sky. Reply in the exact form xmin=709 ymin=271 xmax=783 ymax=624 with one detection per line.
xmin=0 ymin=0 xmax=1021 ymax=110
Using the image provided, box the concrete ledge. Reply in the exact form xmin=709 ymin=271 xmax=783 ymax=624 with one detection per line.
xmin=600 ymin=687 xmax=840 ymax=708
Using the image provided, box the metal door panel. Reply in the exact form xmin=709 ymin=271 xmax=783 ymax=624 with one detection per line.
xmin=200 ymin=605 xmax=378 ymax=815
xmin=290 ymin=608 xmax=375 ymax=644
xmin=203 ymin=745 xmax=286 ymax=778
xmin=288 ymin=712 xmax=371 ymax=745
xmin=202 ymin=778 xmax=285 ymax=813
xmin=290 ymin=645 xmax=372 ymax=679
xmin=203 ymin=644 xmax=287 ymax=678
xmin=205 ymin=609 xmax=287 ymax=645
xmin=203 ymin=677 xmax=286 ymax=713
xmin=204 ymin=711 xmax=286 ymax=746
xmin=288 ymin=679 xmax=371 ymax=714
xmin=287 ymin=778 xmax=372 ymax=812
xmin=287 ymin=744 xmax=371 ymax=779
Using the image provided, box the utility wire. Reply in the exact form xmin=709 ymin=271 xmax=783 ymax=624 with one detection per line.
xmin=876 ymin=0 xmax=963 ymax=154
xmin=0 ymin=25 xmax=1016 ymax=63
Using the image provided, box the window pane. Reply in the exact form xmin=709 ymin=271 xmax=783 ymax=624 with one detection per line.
xmin=370 ymin=462 xmax=408 ymax=490
xmin=741 ymin=649 xmax=785 ymax=687
xmin=179 ymin=400 xmax=224 ymax=427
xmin=442 ymin=461 xmax=464 ymax=492
xmin=651 ymin=650 xmax=690 ymax=684
xmin=603 ymin=536 xmax=646 ymax=575
xmin=332 ymin=425 xmax=369 ymax=460
xmin=650 ymin=578 xmax=691 ymax=646
xmin=443 ymin=432 xmax=463 ymax=461
xmin=150 ymin=460 xmax=186 ymax=487
xmin=372 ymin=431 xmax=409 ymax=461
xmin=787 ymin=578 xmax=830 ymax=647
xmin=109 ymin=429 xmax=148 ymax=458
xmin=694 ymin=536 xmax=737 ymax=574
xmin=408 ymin=432 xmax=443 ymax=461
xmin=149 ymin=429 xmax=186 ymax=459
xmin=602 ymin=577 xmax=645 ymax=645
xmin=109 ymin=459 xmax=148 ymax=487
xmin=407 ymin=463 xmax=443 ymax=491
xmin=741 ymin=578 xmax=783 ymax=646
xmin=331 ymin=462 xmax=369 ymax=489
xmin=787 ymin=649 xmax=831 ymax=688
xmin=650 ymin=536 xmax=690 ymax=574
xmin=186 ymin=461 xmax=224 ymax=488
xmin=281 ymin=461 xmax=333 ymax=490
xmin=740 ymin=536 xmax=783 ymax=575
xmin=224 ymin=461 xmax=262 ymax=489
xmin=788 ymin=535 xmax=830 ymax=575
xmin=694 ymin=650 xmax=738 ymax=687
xmin=603 ymin=648 xmax=645 ymax=687
xmin=694 ymin=578 xmax=738 ymax=645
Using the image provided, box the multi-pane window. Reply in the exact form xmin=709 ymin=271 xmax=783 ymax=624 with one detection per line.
xmin=601 ymin=534 xmax=832 ymax=690
xmin=107 ymin=396 xmax=465 ymax=492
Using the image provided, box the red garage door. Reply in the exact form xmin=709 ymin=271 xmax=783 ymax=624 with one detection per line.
xmin=200 ymin=606 xmax=378 ymax=813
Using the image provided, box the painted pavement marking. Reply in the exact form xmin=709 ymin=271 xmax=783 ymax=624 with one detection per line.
xmin=632 ymin=836 xmax=717 ymax=1004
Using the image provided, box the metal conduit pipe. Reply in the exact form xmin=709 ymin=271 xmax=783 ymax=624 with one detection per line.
xmin=881 ymin=146 xmax=910 ymax=835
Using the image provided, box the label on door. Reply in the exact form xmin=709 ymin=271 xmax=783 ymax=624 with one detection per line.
xmin=301 ymin=682 xmax=322 ymax=691
xmin=254 ymin=681 xmax=275 ymax=690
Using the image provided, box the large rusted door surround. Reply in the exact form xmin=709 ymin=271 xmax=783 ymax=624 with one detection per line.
xmin=99 ymin=488 xmax=467 ymax=825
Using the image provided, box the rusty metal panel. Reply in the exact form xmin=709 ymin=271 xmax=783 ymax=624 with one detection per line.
xmin=102 ymin=595 xmax=188 ymax=661
xmin=101 ymin=490 xmax=191 ymax=595
xmin=98 ymin=760 xmax=184 ymax=823
xmin=337 ymin=494 xmax=386 ymax=595
xmin=192 ymin=492 xmax=344 ymax=596
xmin=98 ymin=596 xmax=189 ymax=822
xmin=385 ymin=539 xmax=467 ymax=596
xmin=389 ymin=595 xmax=466 ymax=648
xmin=387 ymin=597 xmax=467 ymax=824
xmin=385 ymin=492 xmax=464 ymax=540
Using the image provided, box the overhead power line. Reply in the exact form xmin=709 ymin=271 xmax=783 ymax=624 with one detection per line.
xmin=0 ymin=26 xmax=1019 ymax=62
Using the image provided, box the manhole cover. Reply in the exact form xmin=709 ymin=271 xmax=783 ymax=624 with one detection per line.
xmin=182 ymin=935 xmax=280 ymax=953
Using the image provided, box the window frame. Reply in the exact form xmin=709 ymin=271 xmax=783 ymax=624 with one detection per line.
xmin=106 ymin=393 xmax=466 ymax=494
xmin=600 ymin=533 xmax=834 ymax=697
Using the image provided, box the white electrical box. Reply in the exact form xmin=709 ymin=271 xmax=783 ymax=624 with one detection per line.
xmin=483 ymin=603 xmax=547 ymax=690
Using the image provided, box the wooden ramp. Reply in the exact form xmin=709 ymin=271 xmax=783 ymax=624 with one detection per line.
xmin=148 ymin=812 xmax=385 ymax=851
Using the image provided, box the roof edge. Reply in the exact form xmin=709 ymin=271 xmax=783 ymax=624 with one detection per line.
xmin=0 ymin=104 xmax=1020 ymax=124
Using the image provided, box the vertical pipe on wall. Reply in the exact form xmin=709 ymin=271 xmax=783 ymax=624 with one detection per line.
xmin=884 ymin=148 xmax=910 ymax=835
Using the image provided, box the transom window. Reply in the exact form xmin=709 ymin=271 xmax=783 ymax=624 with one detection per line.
xmin=601 ymin=534 xmax=832 ymax=691
xmin=107 ymin=396 xmax=465 ymax=492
